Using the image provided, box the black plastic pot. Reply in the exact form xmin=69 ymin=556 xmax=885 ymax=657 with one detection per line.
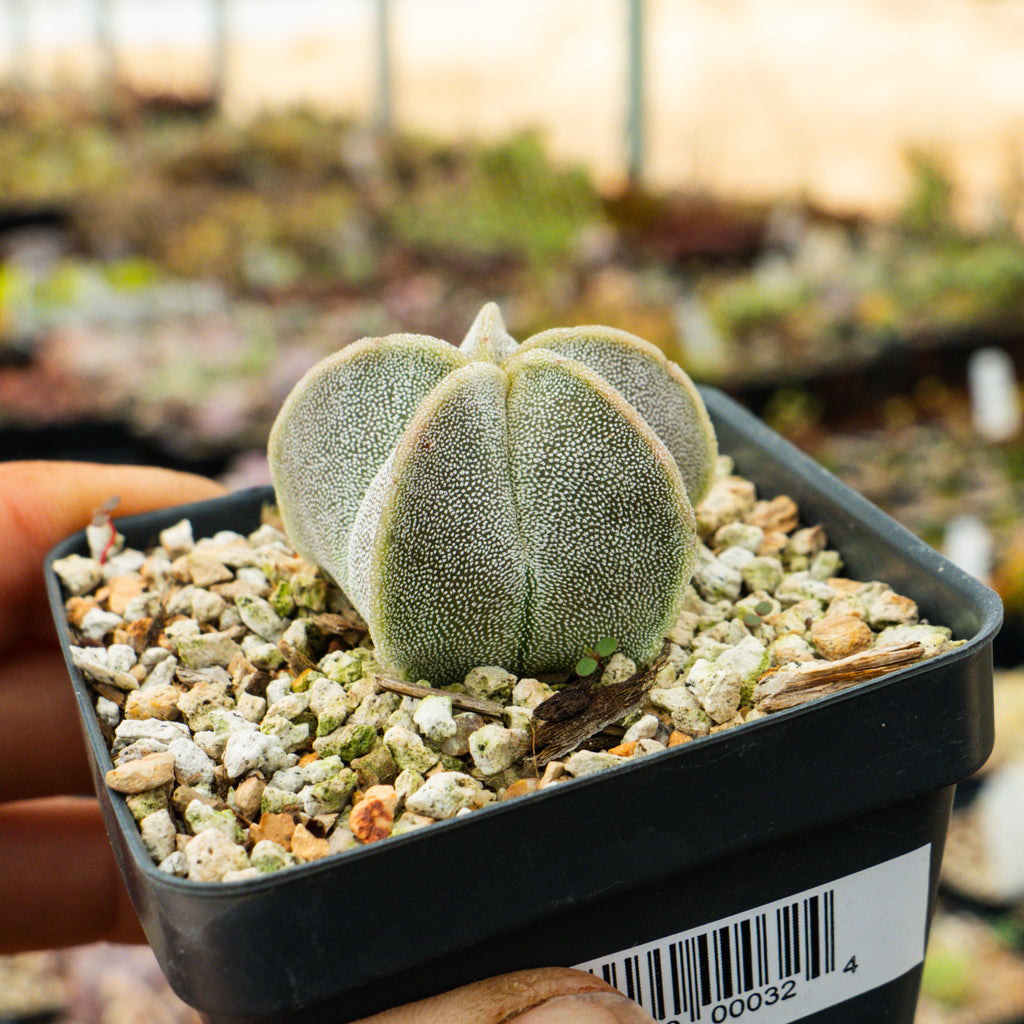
xmin=45 ymin=387 xmax=1001 ymax=1024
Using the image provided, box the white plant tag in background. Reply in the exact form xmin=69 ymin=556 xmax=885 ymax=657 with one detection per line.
xmin=575 ymin=845 xmax=931 ymax=1023
xmin=943 ymin=513 xmax=994 ymax=583
xmin=968 ymin=347 xmax=1022 ymax=442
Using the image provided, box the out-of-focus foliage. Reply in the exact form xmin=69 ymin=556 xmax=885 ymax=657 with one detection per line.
xmin=0 ymin=90 xmax=603 ymax=296
xmin=388 ymin=133 xmax=602 ymax=271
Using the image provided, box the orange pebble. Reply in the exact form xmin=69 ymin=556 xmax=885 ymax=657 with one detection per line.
xmin=607 ymin=741 xmax=637 ymax=757
xmin=501 ymin=778 xmax=540 ymax=801
xmin=668 ymin=731 xmax=692 ymax=747
xmin=291 ymin=822 xmax=330 ymax=862
xmin=350 ymin=790 xmax=396 ymax=844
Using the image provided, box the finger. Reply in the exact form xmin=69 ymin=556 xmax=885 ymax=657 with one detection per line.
xmin=354 ymin=967 xmax=654 ymax=1024
xmin=0 ymin=796 xmax=145 ymax=954
xmin=0 ymin=461 xmax=226 ymax=651
xmin=0 ymin=646 xmax=93 ymax=803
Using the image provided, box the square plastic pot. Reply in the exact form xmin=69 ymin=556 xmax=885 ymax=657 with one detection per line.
xmin=46 ymin=387 xmax=1001 ymax=1024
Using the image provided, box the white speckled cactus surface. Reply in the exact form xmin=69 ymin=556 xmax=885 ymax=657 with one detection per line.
xmin=269 ymin=304 xmax=718 ymax=685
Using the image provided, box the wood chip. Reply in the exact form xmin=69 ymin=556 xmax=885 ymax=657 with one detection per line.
xmin=526 ymin=650 xmax=669 ymax=767
xmin=754 ymin=641 xmax=925 ymax=712
xmin=306 ymin=611 xmax=366 ymax=644
xmin=277 ymin=640 xmax=317 ymax=675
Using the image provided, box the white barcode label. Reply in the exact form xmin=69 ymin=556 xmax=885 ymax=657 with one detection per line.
xmin=575 ymin=845 xmax=931 ymax=1023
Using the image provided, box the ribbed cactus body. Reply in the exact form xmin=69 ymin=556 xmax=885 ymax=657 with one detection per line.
xmin=269 ymin=305 xmax=716 ymax=686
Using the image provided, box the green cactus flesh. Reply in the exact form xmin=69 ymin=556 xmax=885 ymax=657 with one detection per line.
xmin=269 ymin=304 xmax=715 ymax=686
xmin=518 ymin=326 xmax=717 ymax=504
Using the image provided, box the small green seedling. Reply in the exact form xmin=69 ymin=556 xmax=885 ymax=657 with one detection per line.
xmin=575 ymin=636 xmax=619 ymax=677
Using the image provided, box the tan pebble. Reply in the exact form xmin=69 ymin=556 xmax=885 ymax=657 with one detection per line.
xmin=169 ymin=556 xmax=194 ymax=583
xmin=172 ymin=785 xmax=225 ymax=815
xmin=747 ymin=495 xmax=799 ymax=533
xmin=828 ymin=577 xmax=866 ymax=593
xmin=538 ymin=761 xmax=567 ymax=788
xmin=186 ymin=554 xmax=234 ymax=588
xmin=66 ymin=596 xmax=100 ymax=627
xmin=349 ymin=792 xmax=396 ymax=843
xmin=501 ymin=778 xmax=540 ymax=801
xmin=141 ymin=554 xmax=169 ymax=583
xmin=105 ymin=751 xmax=176 ymax=793
xmin=471 ymin=787 xmax=497 ymax=809
xmin=695 ymin=477 xmax=758 ymax=534
xmin=107 ymin=576 xmax=145 ymax=615
xmin=668 ymin=731 xmax=692 ymax=747
xmin=290 ymin=823 xmax=330 ymax=861
xmin=250 ymin=812 xmax=298 ymax=850
xmin=787 ymin=525 xmax=827 ymax=557
xmin=607 ymin=741 xmax=637 ymax=757
xmin=757 ymin=531 xmax=790 ymax=558
xmin=710 ymin=714 xmax=745 ymax=733
xmin=233 ymin=777 xmax=265 ymax=821
xmin=868 ymin=590 xmax=919 ymax=626
xmin=125 ymin=684 xmax=181 ymax=721
xmin=811 ymin=615 xmax=874 ymax=660
xmin=130 ymin=665 xmax=147 ymax=682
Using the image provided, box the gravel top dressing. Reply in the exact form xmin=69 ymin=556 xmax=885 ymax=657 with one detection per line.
xmin=53 ymin=455 xmax=959 ymax=884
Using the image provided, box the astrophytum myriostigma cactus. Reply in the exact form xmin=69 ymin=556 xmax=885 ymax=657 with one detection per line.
xmin=269 ymin=304 xmax=717 ymax=686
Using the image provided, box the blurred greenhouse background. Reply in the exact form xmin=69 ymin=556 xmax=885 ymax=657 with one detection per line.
xmin=5 ymin=1 xmax=1024 ymax=1021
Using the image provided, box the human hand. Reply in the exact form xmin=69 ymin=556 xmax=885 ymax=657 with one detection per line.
xmin=0 ymin=461 xmax=227 ymax=952
xmin=354 ymin=968 xmax=655 ymax=1023
xmin=0 ymin=460 xmax=654 ymax=1023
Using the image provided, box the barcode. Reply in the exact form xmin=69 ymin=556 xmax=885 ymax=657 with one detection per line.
xmin=575 ymin=847 xmax=932 ymax=1024
xmin=583 ymin=891 xmax=836 ymax=1022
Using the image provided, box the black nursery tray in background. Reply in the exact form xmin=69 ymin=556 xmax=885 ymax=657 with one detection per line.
xmin=46 ymin=387 xmax=1001 ymax=1024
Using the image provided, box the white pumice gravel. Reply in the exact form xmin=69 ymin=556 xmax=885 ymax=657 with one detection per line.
xmin=53 ymin=457 xmax=961 ymax=881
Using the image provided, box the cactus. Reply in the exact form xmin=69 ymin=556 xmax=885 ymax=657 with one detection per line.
xmin=269 ymin=304 xmax=717 ymax=686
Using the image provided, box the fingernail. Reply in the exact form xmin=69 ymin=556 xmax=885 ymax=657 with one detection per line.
xmin=507 ymin=990 xmax=657 ymax=1024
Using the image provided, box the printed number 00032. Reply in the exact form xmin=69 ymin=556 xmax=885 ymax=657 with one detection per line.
xmin=707 ymin=980 xmax=798 ymax=1022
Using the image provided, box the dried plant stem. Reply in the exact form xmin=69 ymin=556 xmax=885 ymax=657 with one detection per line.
xmin=371 ymin=674 xmax=505 ymax=718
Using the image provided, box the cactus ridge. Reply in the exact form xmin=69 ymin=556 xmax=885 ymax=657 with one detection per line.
xmin=268 ymin=334 xmax=466 ymax=592
xmin=270 ymin=304 xmax=715 ymax=686
xmin=518 ymin=325 xmax=718 ymax=504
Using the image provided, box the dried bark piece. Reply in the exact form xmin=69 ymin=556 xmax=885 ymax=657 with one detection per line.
xmin=527 ymin=650 xmax=668 ymax=767
xmin=754 ymin=642 xmax=925 ymax=712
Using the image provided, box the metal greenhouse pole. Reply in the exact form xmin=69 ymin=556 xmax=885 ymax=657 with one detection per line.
xmin=211 ymin=0 xmax=229 ymax=104
xmin=95 ymin=0 xmax=116 ymax=89
xmin=626 ymin=0 xmax=646 ymax=186
xmin=374 ymin=0 xmax=392 ymax=130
